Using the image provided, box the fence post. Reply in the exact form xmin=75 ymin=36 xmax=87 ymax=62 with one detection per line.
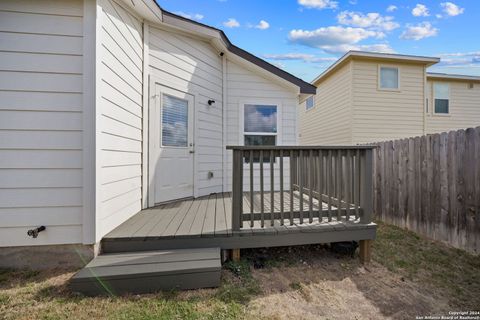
xmin=232 ymin=149 xmax=243 ymax=231
xmin=360 ymin=149 xmax=373 ymax=224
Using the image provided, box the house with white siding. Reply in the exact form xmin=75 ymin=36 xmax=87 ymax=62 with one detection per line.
xmin=299 ymin=51 xmax=480 ymax=145
xmin=0 ymin=0 xmax=318 ymax=267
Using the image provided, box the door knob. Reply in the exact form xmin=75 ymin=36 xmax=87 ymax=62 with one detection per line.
xmin=189 ymin=150 xmax=195 ymax=153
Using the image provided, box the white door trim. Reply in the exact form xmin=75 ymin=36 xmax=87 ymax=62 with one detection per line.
xmin=141 ymin=22 xmax=150 ymax=209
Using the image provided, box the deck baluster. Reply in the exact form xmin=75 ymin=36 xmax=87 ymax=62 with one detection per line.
xmin=260 ymin=150 xmax=264 ymax=228
xmin=308 ymin=150 xmax=313 ymax=223
xmin=317 ymin=150 xmax=323 ymax=221
xmin=249 ymin=150 xmax=254 ymax=227
xmin=299 ymin=150 xmax=304 ymax=224
xmin=346 ymin=150 xmax=351 ymax=221
xmin=327 ymin=150 xmax=332 ymax=221
xmin=280 ymin=150 xmax=284 ymax=225
xmin=289 ymin=150 xmax=294 ymax=225
xmin=355 ymin=149 xmax=360 ymax=219
xmin=337 ymin=150 xmax=343 ymax=221
xmin=270 ymin=150 xmax=274 ymax=226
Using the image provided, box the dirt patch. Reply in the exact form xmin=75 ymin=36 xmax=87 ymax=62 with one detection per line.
xmin=242 ymin=245 xmax=450 ymax=320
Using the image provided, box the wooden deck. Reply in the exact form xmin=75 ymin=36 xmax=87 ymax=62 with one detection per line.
xmin=102 ymin=192 xmax=376 ymax=254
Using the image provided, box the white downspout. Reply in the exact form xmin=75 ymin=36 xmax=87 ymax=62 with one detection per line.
xmin=222 ymin=55 xmax=228 ymax=191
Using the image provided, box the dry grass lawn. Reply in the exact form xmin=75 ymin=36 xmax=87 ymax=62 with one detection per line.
xmin=0 ymin=222 xmax=479 ymax=320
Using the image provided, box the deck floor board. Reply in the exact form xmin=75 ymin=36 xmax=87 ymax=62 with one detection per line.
xmin=103 ymin=192 xmax=376 ymax=251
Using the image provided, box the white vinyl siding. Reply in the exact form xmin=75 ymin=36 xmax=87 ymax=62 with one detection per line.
xmin=226 ymin=60 xmax=298 ymax=191
xmin=148 ymin=25 xmax=224 ymax=196
xmin=0 ymin=0 xmax=84 ymax=246
xmin=352 ymin=60 xmax=425 ymax=143
xmin=299 ymin=62 xmax=353 ymax=145
xmin=98 ymin=0 xmax=143 ymax=238
xmin=426 ymin=79 xmax=480 ymax=134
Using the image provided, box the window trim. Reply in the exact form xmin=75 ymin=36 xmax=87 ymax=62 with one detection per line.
xmin=378 ymin=65 xmax=401 ymax=91
xmin=239 ymin=100 xmax=282 ymax=147
xmin=305 ymin=96 xmax=315 ymax=111
xmin=433 ymin=82 xmax=451 ymax=116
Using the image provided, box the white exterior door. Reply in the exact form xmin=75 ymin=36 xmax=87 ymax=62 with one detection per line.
xmin=150 ymin=83 xmax=195 ymax=204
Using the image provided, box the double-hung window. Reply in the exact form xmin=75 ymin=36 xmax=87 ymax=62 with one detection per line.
xmin=305 ymin=96 xmax=314 ymax=110
xmin=243 ymin=104 xmax=278 ymax=162
xmin=433 ymin=83 xmax=449 ymax=114
xmin=379 ymin=66 xmax=399 ymax=90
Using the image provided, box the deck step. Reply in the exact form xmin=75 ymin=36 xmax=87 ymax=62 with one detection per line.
xmin=70 ymin=247 xmax=221 ymax=296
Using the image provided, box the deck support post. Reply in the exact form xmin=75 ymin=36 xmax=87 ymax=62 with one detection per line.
xmin=232 ymin=149 xmax=243 ymax=231
xmin=359 ymin=239 xmax=372 ymax=264
xmin=231 ymin=249 xmax=240 ymax=262
xmin=359 ymin=149 xmax=373 ymax=225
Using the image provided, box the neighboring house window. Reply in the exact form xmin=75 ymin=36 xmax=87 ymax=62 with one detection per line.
xmin=379 ymin=66 xmax=399 ymax=89
xmin=434 ymin=83 xmax=449 ymax=114
xmin=244 ymin=104 xmax=277 ymax=162
xmin=305 ymin=96 xmax=314 ymax=110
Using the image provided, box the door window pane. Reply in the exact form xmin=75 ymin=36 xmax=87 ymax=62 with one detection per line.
xmin=244 ymin=104 xmax=277 ymax=133
xmin=162 ymin=94 xmax=188 ymax=147
xmin=380 ymin=67 xmax=399 ymax=89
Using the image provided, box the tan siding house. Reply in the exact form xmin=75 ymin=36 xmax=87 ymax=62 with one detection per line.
xmin=300 ymin=51 xmax=480 ymax=145
xmin=299 ymin=62 xmax=352 ymax=145
xmin=426 ymin=74 xmax=480 ymax=134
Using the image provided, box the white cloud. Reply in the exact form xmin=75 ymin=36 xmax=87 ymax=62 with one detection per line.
xmin=223 ymin=18 xmax=240 ymax=28
xmin=386 ymin=5 xmax=397 ymax=12
xmin=412 ymin=4 xmax=430 ymax=17
xmin=438 ymin=51 xmax=480 ymax=57
xmin=255 ymin=20 xmax=270 ymax=30
xmin=320 ymin=43 xmax=395 ymax=54
xmin=400 ymin=22 xmax=438 ymax=40
xmin=298 ymin=0 xmax=338 ymax=10
xmin=337 ymin=11 xmax=400 ymax=31
xmin=435 ymin=51 xmax=480 ymax=66
xmin=289 ymin=26 xmax=384 ymax=47
xmin=441 ymin=2 xmax=464 ymax=16
xmin=175 ymin=11 xmax=204 ymax=21
xmin=288 ymin=26 xmax=394 ymax=54
xmin=436 ymin=14 xmax=443 ymax=18
xmin=357 ymin=43 xmax=396 ymax=53
xmin=270 ymin=61 xmax=286 ymax=69
xmin=264 ymin=53 xmax=337 ymax=63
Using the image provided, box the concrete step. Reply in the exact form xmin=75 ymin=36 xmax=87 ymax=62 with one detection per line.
xmin=70 ymin=247 xmax=221 ymax=296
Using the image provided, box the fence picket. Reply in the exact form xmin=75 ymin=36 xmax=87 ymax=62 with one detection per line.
xmin=372 ymin=126 xmax=480 ymax=254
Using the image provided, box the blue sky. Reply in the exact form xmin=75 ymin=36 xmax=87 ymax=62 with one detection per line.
xmin=156 ymin=0 xmax=479 ymax=81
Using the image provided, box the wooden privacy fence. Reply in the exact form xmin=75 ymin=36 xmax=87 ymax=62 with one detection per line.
xmin=227 ymin=146 xmax=375 ymax=231
xmin=373 ymin=126 xmax=480 ymax=254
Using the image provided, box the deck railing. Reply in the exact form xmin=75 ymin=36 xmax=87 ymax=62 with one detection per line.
xmin=227 ymin=146 xmax=375 ymax=231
